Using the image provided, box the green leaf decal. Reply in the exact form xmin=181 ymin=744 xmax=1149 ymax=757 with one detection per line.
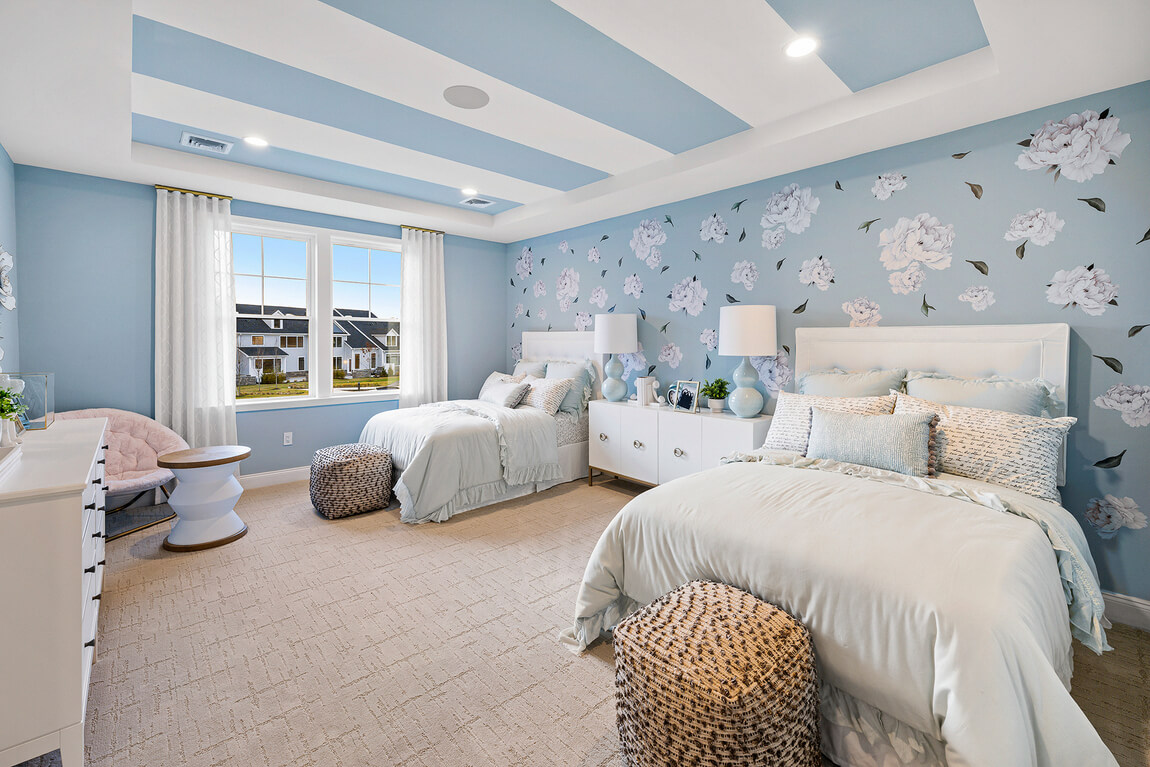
xmin=664 ymin=215 xmax=674 ymax=227
xmin=921 ymin=295 xmax=936 ymax=317
xmin=1093 ymin=355 xmax=1123 ymax=373
xmin=793 ymin=299 xmax=808 ymax=314
xmin=618 ymin=256 xmax=623 ymax=267
xmin=547 ymin=324 xmax=552 ymax=331
xmin=732 ymin=199 xmax=747 ymax=212
xmin=965 ymin=182 xmax=983 ymax=199
xmin=1015 ymin=240 xmax=1027 ymax=259
xmin=525 ymin=310 xmax=530 ymax=317
xmin=967 ymin=260 xmax=989 ymax=275
xmin=608 ymin=304 xmax=616 ymax=313
xmin=1094 ymin=450 xmax=1126 ymax=469
xmin=738 ymin=228 xmax=747 ymax=243
xmin=725 ymin=294 xmax=741 ymax=304
xmin=540 ymin=257 xmax=546 ymax=265
xmin=660 ymin=265 xmax=670 ymax=274
xmin=660 ymin=322 xmax=670 ymax=334
xmin=638 ymin=308 xmax=646 ymax=320
xmin=510 ymin=278 xmax=515 ymax=286
xmin=647 ymin=365 xmax=657 ymax=376
xmin=693 ymin=250 xmax=702 ymax=262
xmin=776 ymin=258 xmax=786 ymax=271
xmin=1129 ymin=324 xmax=1149 ymax=337
xmin=1109 ymin=298 xmax=1119 ymax=306
xmin=1079 ymin=197 xmax=1106 ymax=212
xmin=834 ymin=181 xmax=843 ymax=191
xmin=705 ymin=355 xmax=711 ymax=370
xmin=1017 ymin=138 xmax=1032 ymax=147
xmin=1099 ymin=107 xmax=1110 ymax=119
xmin=522 ymin=287 xmax=527 ymax=294
xmin=858 ymin=218 xmax=881 ymax=233
xmin=600 ymin=269 xmax=607 ymax=277
xmin=600 ymin=234 xmax=609 ymax=241
xmin=951 ymin=151 xmax=970 ymax=159
xmin=1137 ymin=227 xmax=1150 ymax=245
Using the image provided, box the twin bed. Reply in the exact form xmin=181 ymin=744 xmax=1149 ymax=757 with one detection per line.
xmin=357 ymin=322 xmax=1115 ymax=767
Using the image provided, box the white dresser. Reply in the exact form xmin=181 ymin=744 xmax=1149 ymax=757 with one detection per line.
xmin=589 ymin=400 xmax=770 ymax=486
xmin=0 ymin=418 xmax=108 ymax=767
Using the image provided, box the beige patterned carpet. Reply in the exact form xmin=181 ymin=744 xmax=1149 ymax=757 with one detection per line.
xmin=16 ymin=478 xmax=1150 ymax=767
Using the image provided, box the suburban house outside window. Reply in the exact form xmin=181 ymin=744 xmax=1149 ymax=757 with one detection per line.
xmin=231 ymin=218 xmax=401 ymax=407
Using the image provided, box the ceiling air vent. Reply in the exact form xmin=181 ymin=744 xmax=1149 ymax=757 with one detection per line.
xmin=460 ymin=196 xmax=495 ymax=209
xmin=180 ymin=131 xmax=234 ymax=155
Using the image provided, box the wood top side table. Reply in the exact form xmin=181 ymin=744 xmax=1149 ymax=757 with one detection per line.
xmin=158 ymin=445 xmax=251 ymax=552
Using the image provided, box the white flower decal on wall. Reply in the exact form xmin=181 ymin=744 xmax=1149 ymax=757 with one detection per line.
xmin=1084 ymin=495 xmax=1147 ymax=539
xmin=515 ymin=247 xmax=533 ymax=280
xmin=1094 ymin=384 xmax=1150 ymax=427
xmin=871 ymin=172 xmax=908 ymax=200
xmin=1004 ymin=209 xmax=1064 ymax=246
xmin=699 ymin=213 xmax=728 ymax=244
xmin=558 ymin=240 xmax=570 ymax=254
xmin=590 ymin=286 xmax=608 ymax=308
xmin=619 ymin=344 xmax=647 ymax=381
xmin=574 ymin=311 xmax=592 ymax=331
xmin=699 ymin=328 xmax=718 ymax=351
xmin=751 ymin=349 xmax=792 ymax=393
xmin=730 ymin=260 xmax=759 ymax=291
xmin=1046 ymin=265 xmax=1118 ymax=316
xmin=658 ymin=343 xmax=683 ymax=369
xmin=533 ymin=280 xmax=546 ymax=298
xmin=668 ymin=276 xmax=708 ymax=317
xmin=878 ymin=214 xmax=955 ymax=272
xmin=511 ymin=343 xmax=522 ymax=362
xmin=630 ymin=219 xmax=667 ymax=268
xmin=514 ymin=303 xmax=524 ymax=318
xmin=623 ymin=274 xmax=644 ymax=299
xmin=0 ymin=251 xmax=13 ymax=312
xmin=559 ymin=297 xmax=572 ymax=313
xmin=587 ymin=246 xmax=601 ymax=263
xmin=761 ymin=184 xmax=820 ymax=235
xmin=556 ymin=267 xmax=580 ymax=309
xmin=799 ymin=256 xmax=835 ymax=291
xmin=538 ymin=308 xmax=547 ymax=321
xmin=761 ymin=226 xmax=786 ymax=251
xmin=958 ymin=286 xmax=996 ymax=311
xmin=889 ymin=262 xmax=925 ymax=294
xmin=842 ymin=298 xmax=882 ymax=327
xmin=1016 ymin=109 xmax=1131 ymax=182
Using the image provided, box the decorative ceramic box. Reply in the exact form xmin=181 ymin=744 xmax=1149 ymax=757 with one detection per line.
xmin=9 ymin=372 xmax=54 ymax=430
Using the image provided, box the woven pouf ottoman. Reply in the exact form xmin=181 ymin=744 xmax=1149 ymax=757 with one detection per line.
xmin=310 ymin=443 xmax=392 ymax=519
xmin=614 ymin=580 xmax=820 ymax=767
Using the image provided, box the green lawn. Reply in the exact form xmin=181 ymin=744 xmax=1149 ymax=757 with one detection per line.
xmin=236 ymin=376 xmax=399 ymax=400
xmin=334 ymin=375 xmax=398 ymax=391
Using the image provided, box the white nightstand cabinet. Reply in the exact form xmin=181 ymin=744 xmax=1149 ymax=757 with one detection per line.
xmin=589 ymin=400 xmax=770 ymax=486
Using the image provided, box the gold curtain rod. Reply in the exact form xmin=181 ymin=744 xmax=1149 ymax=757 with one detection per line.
xmin=155 ymin=184 xmax=233 ymax=201
xmin=401 ymin=224 xmax=445 ymax=235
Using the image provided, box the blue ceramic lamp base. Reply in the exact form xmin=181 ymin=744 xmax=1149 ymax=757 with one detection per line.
xmin=602 ymin=354 xmax=628 ymax=402
xmin=728 ymin=356 xmax=764 ymax=418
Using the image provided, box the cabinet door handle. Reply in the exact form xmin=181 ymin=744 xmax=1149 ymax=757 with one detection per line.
xmin=673 ymin=447 xmax=684 ymax=458
xmin=85 ymin=503 xmax=96 ymax=510
xmin=92 ymin=594 xmax=102 ymax=601
xmin=633 ymin=440 xmax=644 ymax=450
xmin=599 ymin=433 xmax=607 ymax=441
xmin=84 ymin=565 xmax=96 ymax=574
xmin=84 ymin=639 xmax=96 ymax=648
xmin=97 ymin=459 xmax=106 ymax=465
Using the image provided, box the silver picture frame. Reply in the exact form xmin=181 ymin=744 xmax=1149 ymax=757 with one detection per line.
xmin=671 ymin=380 xmax=700 ymax=413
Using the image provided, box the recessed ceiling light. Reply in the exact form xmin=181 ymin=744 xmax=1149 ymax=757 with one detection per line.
xmin=443 ymin=85 xmax=490 ymax=110
xmin=243 ymin=136 xmax=269 ymax=147
xmin=461 ymin=187 xmax=478 ymax=197
xmin=785 ymin=37 xmax=818 ymax=58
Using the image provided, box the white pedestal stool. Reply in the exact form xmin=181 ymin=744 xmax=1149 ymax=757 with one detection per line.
xmin=158 ymin=446 xmax=251 ymax=552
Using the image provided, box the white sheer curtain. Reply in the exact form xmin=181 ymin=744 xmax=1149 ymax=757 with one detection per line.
xmin=399 ymin=227 xmax=447 ymax=408
xmin=154 ymin=189 xmax=238 ymax=447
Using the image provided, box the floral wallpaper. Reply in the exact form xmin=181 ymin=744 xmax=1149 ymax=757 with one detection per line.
xmin=506 ymin=81 xmax=1150 ymax=600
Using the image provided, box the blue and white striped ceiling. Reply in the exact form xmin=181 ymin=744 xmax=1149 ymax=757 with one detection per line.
xmin=130 ymin=0 xmax=990 ymax=216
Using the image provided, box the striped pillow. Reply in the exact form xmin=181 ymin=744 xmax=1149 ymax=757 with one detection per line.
xmin=518 ymin=376 xmax=572 ymax=415
xmin=893 ymin=392 xmax=1075 ymax=503
xmin=806 ymin=409 xmax=937 ymax=477
xmin=763 ymin=392 xmax=897 ymax=454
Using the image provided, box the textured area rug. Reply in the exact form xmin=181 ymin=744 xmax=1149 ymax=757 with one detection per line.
xmin=13 ymin=478 xmax=1150 ymax=766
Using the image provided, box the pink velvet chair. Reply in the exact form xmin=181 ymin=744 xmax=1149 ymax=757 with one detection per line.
xmin=56 ymin=408 xmax=189 ymax=535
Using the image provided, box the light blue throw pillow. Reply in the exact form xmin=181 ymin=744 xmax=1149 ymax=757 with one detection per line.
xmin=904 ymin=372 xmax=1054 ymax=417
xmin=513 ymin=360 xmax=547 ymax=378
xmin=799 ymin=368 xmax=908 ymax=397
xmin=806 ymin=408 xmax=936 ymax=477
xmin=545 ymin=360 xmax=596 ymax=415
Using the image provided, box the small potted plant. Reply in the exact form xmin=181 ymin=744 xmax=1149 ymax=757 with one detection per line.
xmin=0 ymin=377 xmax=27 ymax=448
xmin=700 ymin=378 xmax=730 ymax=414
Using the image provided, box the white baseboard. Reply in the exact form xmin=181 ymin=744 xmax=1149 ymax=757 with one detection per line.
xmin=1104 ymin=590 xmax=1150 ymax=632
xmin=238 ymin=465 xmax=309 ymax=490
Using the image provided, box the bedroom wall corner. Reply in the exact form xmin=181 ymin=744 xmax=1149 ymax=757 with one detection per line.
xmin=0 ymin=141 xmax=21 ymax=373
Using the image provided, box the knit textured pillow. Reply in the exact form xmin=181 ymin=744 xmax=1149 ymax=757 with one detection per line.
xmin=763 ymin=392 xmax=897 ymax=454
xmin=893 ymin=392 xmax=1075 ymax=503
xmin=479 ymin=371 xmax=525 ymax=398
xmin=518 ymin=376 xmax=572 ymax=416
xmin=806 ymin=409 xmax=938 ymax=478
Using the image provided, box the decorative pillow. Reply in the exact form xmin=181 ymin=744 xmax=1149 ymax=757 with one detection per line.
xmin=513 ymin=360 xmax=548 ymax=378
xmin=904 ymin=372 xmax=1058 ymax=417
xmin=798 ymin=368 xmax=908 ymax=397
xmin=893 ymin=392 xmax=1075 ymax=503
xmin=545 ymin=359 xmax=597 ymax=414
xmin=518 ymin=376 xmax=572 ymax=416
xmin=762 ymin=392 xmax=897 ymax=454
xmin=479 ymin=371 xmax=525 ymax=398
xmin=479 ymin=381 xmax=530 ymax=409
xmin=806 ymin=409 xmax=937 ymax=478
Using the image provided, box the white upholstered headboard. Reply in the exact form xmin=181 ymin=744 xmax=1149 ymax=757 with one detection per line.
xmin=521 ymin=331 xmax=605 ymax=399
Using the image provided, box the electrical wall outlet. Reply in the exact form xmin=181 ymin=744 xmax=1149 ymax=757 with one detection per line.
xmin=283 ymin=432 xmax=293 ymax=446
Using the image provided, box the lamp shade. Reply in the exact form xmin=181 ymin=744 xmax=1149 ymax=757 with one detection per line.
xmin=717 ymin=305 xmax=777 ymax=356
xmin=594 ymin=313 xmax=638 ymax=354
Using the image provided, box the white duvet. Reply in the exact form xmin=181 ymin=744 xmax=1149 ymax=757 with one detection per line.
xmin=359 ymin=400 xmax=561 ymax=524
xmin=562 ymin=452 xmax=1115 ymax=767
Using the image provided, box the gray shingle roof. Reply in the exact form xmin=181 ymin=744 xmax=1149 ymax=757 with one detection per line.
xmin=238 ymin=346 xmax=287 ymax=357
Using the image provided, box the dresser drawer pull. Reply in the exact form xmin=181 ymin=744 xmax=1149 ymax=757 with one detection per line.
xmin=85 ymin=503 xmax=96 ymax=510
xmin=97 ymin=459 xmax=106 ymax=465
xmin=98 ymin=560 xmax=106 ymax=566
xmin=673 ymin=447 xmax=685 ymax=458
xmin=599 ymin=433 xmax=608 ymax=441
xmin=92 ymin=532 xmax=103 ymax=539
xmin=99 ymin=505 xmax=106 ymax=512
xmin=102 ymin=444 xmax=109 ymax=450
xmin=84 ymin=639 xmax=96 ymax=648
xmin=633 ymin=440 xmax=644 ymax=450
xmin=84 ymin=565 xmax=96 ymax=574
xmin=92 ymin=593 xmax=102 ymax=601
xmin=91 ymin=479 xmax=102 ymax=485
xmin=101 ymin=486 xmax=109 ymax=492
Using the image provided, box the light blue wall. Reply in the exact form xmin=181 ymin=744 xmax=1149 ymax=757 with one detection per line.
xmin=13 ymin=169 xmax=506 ymax=473
xmin=0 ymin=141 xmax=20 ymax=372
xmin=507 ymin=81 xmax=1150 ymax=601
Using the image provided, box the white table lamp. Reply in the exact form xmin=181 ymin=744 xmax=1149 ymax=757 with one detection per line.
xmin=594 ymin=313 xmax=638 ymax=402
xmin=717 ymin=305 xmax=777 ymax=418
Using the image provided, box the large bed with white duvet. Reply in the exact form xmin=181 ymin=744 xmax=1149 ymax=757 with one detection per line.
xmin=360 ymin=331 xmax=599 ymax=524
xmin=562 ymin=324 xmax=1118 ymax=767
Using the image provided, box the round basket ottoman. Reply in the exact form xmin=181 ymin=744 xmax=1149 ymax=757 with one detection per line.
xmin=614 ymin=580 xmax=820 ymax=767
xmin=310 ymin=443 xmax=392 ymax=519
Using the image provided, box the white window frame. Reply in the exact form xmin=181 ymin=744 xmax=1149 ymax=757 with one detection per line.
xmin=233 ymin=217 xmax=402 ymax=413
